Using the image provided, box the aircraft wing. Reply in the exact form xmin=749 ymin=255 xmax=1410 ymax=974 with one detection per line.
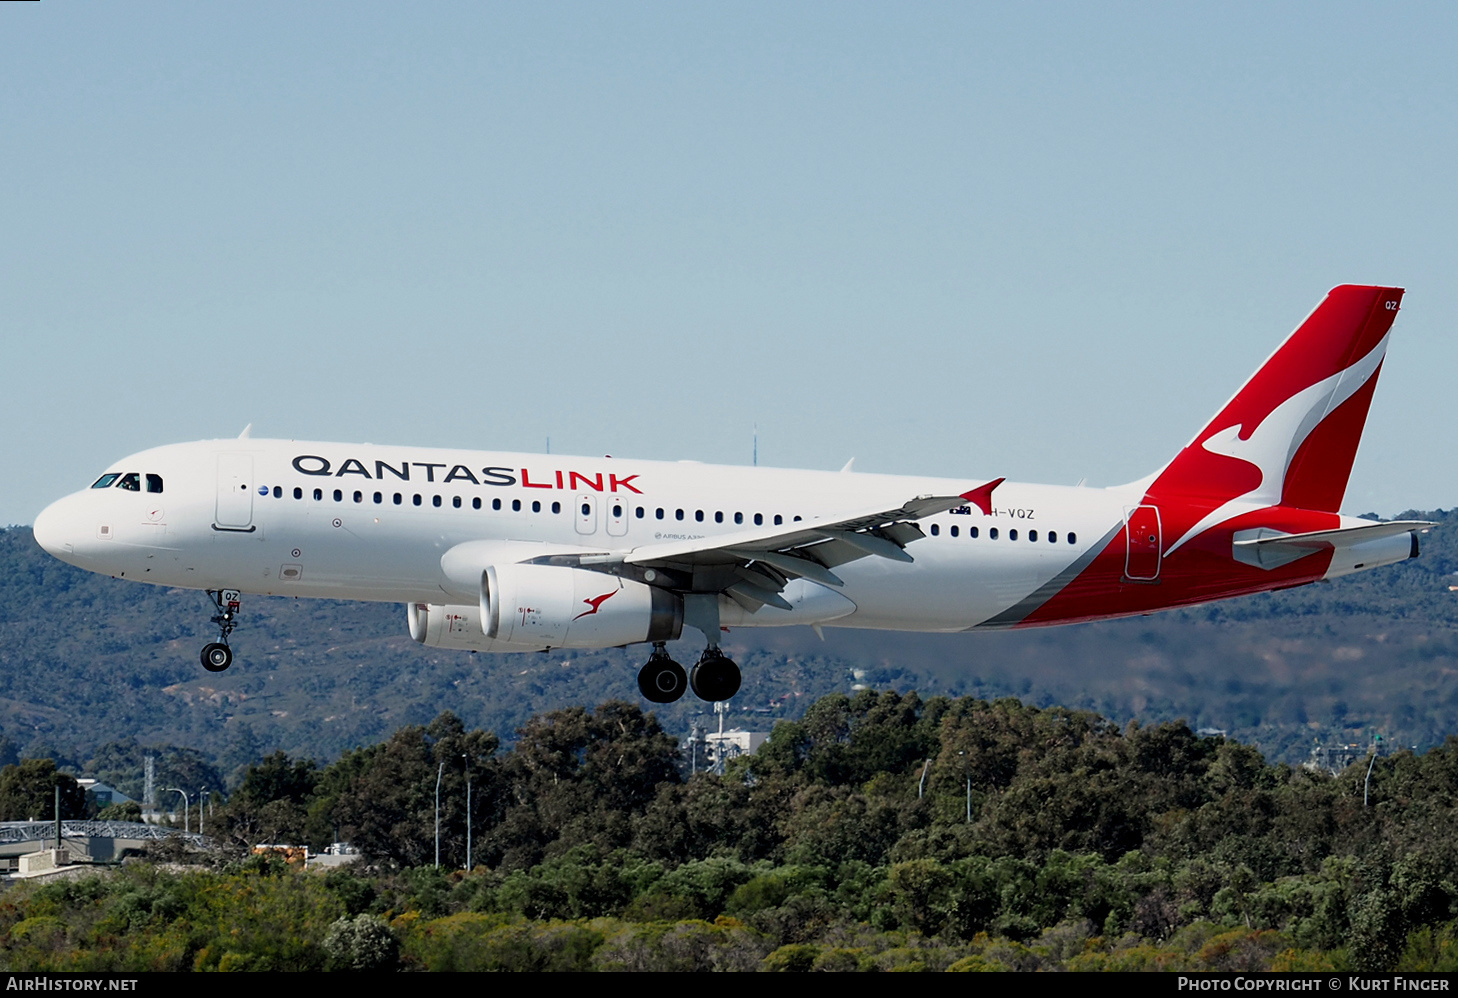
xmin=613 ymin=478 xmax=1004 ymax=610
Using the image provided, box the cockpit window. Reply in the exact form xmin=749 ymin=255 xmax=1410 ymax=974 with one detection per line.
xmin=146 ymin=474 xmax=164 ymax=494
xmin=91 ymin=474 xmax=121 ymax=489
xmin=118 ymin=473 xmax=141 ymax=492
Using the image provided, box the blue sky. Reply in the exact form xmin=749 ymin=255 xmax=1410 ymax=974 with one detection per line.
xmin=5 ymin=2 xmax=1456 ymax=525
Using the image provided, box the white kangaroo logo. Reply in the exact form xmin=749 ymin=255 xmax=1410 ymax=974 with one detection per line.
xmin=1164 ymin=332 xmax=1389 ymax=556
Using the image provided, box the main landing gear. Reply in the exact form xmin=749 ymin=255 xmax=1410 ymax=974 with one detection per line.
xmin=690 ymin=647 xmax=741 ymax=702
xmin=638 ymin=644 xmax=687 ymax=703
xmin=636 ymin=642 xmax=741 ymax=704
xmin=200 ymin=589 xmax=240 ymax=673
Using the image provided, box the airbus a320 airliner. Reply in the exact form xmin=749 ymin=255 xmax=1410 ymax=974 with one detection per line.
xmin=34 ymin=285 xmax=1428 ymax=704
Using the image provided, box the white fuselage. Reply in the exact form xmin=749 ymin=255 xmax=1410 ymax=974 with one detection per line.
xmin=34 ymin=437 xmax=1129 ymax=634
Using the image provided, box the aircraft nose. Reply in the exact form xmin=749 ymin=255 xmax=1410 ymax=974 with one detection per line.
xmin=32 ymin=498 xmax=75 ymax=560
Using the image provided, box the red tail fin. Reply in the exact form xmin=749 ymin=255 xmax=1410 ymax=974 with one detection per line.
xmin=1150 ymin=285 xmax=1402 ymax=548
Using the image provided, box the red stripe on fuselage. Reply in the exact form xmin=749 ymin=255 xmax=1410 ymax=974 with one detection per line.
xmin=1014 ymin=505 xmax=1340 ymax=627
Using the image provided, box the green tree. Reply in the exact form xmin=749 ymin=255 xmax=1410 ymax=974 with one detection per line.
xmin=0 ymin=759 xmax=86 ymax=821
xmin=484 ymin=702 xmax=676 ymax=869
xmin=219 ymin=751 xmax=322 ymax=848
xmin=330 ymin=712 xmax=498 ymax=868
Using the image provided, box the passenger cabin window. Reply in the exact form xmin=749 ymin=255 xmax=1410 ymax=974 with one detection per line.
xmin=91 ymin=474 xmax=121 ymax=489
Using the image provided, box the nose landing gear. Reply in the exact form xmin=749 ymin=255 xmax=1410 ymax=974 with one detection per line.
xmin=200 ymin=589 xmax=240 ymax=673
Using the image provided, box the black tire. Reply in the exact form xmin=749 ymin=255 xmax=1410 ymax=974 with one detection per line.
xmin=201 ymin=642 xmax=233 ymax=672
xmin=638 ymin=656 xmax=687 ymax=703
xmin=690 ymin=654 xmax=741 ymax=702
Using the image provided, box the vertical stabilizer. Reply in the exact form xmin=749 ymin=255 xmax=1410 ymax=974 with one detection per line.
xmin=1150 ymin=285 xmax=1402 ymax=552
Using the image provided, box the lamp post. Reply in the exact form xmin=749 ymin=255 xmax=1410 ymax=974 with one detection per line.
xmin=434 ymin=762 xmax=443 ymax=868
xmin=461 ymin=754 xmax=472 ymax=872
xmin=1364 ymin=733 xmax=1383 ymax=807
xmin=165 ymin=788 xmax=189 ymax=834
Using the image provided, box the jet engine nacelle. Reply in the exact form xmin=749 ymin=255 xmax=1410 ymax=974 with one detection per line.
xmin=407 ymin=601 xmax=548 ymax=653
xmin=483 ymin=564 xmax=682 ymax=649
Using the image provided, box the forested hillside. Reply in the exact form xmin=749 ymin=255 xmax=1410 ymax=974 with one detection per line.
xmin=1 ymin=510 xmax=1455 ymax=769
xmin=2 ymin=694 xmax=1457 ymax=971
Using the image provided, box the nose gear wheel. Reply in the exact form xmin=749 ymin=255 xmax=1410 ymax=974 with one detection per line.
xmin=201 ymin=642 xmax=233 ymax=672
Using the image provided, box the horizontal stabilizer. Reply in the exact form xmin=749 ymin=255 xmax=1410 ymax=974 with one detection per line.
xmin=1232 ymin=520 xmax=1432 ymax=570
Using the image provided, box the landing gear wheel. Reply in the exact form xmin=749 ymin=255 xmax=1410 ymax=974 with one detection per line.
xmin=201 ymin=642 xmax=233 ymax=672
xmin=638 ymin=655 xmax=687 ymax=703
xmin=202 ymin=589 xmax=242 ymax=673
xmin=690 ymin=650 xmax=741 ymax=702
